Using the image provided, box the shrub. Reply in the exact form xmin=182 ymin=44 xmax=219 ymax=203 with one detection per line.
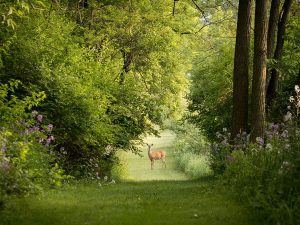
xmin=0 ymin=81 xmax=69 ymax=206
xmin=171 ymin=122 xmax=212 ymax=178
xmin=216 ymin=86 xmax=300 ymax=225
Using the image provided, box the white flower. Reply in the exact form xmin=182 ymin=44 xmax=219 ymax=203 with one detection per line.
xmin=295 ymin=85 xmax=300 ymax=94
xmin=289 ymin=96 xmax=295 ymax=102
xmin=110 ymin=179 xmax=116 ymax=184
xmin=283 ymin=111 xmax=292 ymax=122
xmin=266 ymin=143 xmax=272 ymax=150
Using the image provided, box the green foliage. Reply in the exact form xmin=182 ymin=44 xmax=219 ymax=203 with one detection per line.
xmin=170 ymin=122 xmax=212 ymax=178
xmin=188 ymin=8 xmax=236 ymax=140
xmin=0 ymin=81 xmax=69 ymax=206
xmin=219 ymin=89 xmax=300 ymax=224
xmin=0 ymin=0 xmax=196 ymax=178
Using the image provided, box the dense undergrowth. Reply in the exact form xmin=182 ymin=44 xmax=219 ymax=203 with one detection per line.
xmin=208 ymin=88 xmax=300 ymax=225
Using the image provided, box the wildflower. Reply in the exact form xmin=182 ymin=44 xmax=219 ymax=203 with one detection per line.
xmin=256 ymin=137 xmax=264 ymax=146
xmin=295 ymin=85 xmax=300 ymax=94
xmin=289 ymin=96 xmax=295 ymax=102
xmin=47 ymin=124 xmax=53 ymax=132
xmin=266 ymin=143 xmax=272 ymax=150
xmin=284 ymin=144 xmax=290 ymax=150
xmin=37 ymin=115 xmax=43 ymax=122
xmin=283 ymin=111 xmax=292 ymax=122
xmin=227 ymin=154 xmax=234 ymax=161
xmin=223 ymin=128 xmax=227 ymax=132
xmin=221 ymin=138 xmax=229 ymax=146
xmin=216 ymin=132 xmax=222 ymax=139
xmin=281 ymin=130 xmax=288 ymax=138
xmin=32 ymin=110 xmax=38 ymax=117
xmin=104 ymin=176 xmax=108 ymax=181
xmin=1 ymin=144 xmax=6 ymax=153
xmin=110 ymin=179 xmax=116 ymax=184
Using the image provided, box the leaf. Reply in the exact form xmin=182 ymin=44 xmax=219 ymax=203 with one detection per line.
xmin=8 ymin=7 xmax=14 ymax=16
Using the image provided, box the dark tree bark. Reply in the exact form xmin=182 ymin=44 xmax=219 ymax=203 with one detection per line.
xmin=266 ymin=0 xmax=293 ymax=106
xmin=267 ymin=0 xmax=280 ymax=59
xmin=119 ymin=50 xmax=133 ymax=84
xmin=250 ymin=0 xmax=268 ymax=142
xmin=231 ymin=0 xmax=252 ymax=139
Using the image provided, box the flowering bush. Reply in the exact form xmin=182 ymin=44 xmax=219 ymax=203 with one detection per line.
xmin=0 ymin=81 xmax=69 ymax=206
xmin=214 ymin=85 xmax=300 ymax=225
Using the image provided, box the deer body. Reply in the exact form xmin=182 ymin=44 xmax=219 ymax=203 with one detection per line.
xmin=146 ymin=144 xmax=166 ymax=170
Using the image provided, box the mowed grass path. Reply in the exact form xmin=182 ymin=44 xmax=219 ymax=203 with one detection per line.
xmin=0 ymin=131 xmax=265 ymax=225
xmin=120 ymin=131 xmax=188 ymax=181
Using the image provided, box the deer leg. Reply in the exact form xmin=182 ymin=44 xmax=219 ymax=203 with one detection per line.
xmin=162 ymin=157 xmax=166 ymax=168
xmin=151 ymin=160 xmax=154 ymax=170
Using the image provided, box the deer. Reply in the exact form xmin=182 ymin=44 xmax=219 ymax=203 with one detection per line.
xmin=146 ymin=143 xmax=166 ymax=170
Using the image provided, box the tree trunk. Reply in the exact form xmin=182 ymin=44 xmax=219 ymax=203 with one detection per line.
xmin=266 ymin=0 xmax=293 ymax=106
xmin=231 ymin=0 xmax=252 ymax=139
xmin=267 ymin=0 xmax=280 ymax=59
xmin=250 ymin=0 xmax=268 ymax=142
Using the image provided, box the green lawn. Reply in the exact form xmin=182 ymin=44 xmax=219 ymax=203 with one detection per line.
xmin=0 ymin=131 xmax=266 ymax=225
xmin=119 ymin=131 xmax=188 ymax=181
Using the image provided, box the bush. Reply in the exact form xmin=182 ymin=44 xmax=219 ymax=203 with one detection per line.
xmin=0 ymin=81 xmax=69 ymax=205
xmin=215 ymin=86 xmax=300 ymax=225
xmin=171 ymin=122 xmax=212 ymax=178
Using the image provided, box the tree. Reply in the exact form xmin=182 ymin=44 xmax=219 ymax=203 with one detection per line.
xmin=250 ymin=0 xmax=268 ymax=141
xmin=267 ymin=0 xmax=280 ymax=59
xmin=266 ymin=0 xmax=293 ymax=105
xmin=231 ymin=0 xmax=252 ymax=139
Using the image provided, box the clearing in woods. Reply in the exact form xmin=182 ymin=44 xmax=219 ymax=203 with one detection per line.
xmin=0 ymin=131 xmax=265 ymax=225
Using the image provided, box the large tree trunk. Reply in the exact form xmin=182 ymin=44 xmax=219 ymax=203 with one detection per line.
xmin=266 ymin=0 xmax=293 ymax=106
xmin=231 ymin=0 xmax=252 ymax=139
xmin=267 ymin=0 xmax=280 ymax=59
xmin=250 ymin=0 xmax=268 ymax=142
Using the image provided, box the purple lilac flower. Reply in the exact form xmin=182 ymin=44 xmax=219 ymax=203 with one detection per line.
xmin=47 ymin=124 xmax=53 ymax=132
xmin=256 ymin=137 xmax=264 ymax=146
xmin=0 ymin=160 xmax=10 ymax=170
xmin=37 ymin=115 xmax=43 ymax=122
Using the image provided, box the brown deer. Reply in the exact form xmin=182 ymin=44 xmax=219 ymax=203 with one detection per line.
xmin=146 ymin=143 xmax=166 ymax=170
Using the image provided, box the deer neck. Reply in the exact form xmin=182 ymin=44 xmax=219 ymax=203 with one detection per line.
xmin=148 ymin=148 xmax=152 ymax=159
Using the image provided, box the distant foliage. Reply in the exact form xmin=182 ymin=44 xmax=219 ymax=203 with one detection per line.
xmin=188 ymin=8 xmax=235 ymax=141
xmin=170 ymin=122 xmax=212 ymax=178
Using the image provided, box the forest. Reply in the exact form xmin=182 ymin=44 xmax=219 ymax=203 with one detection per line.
xmin=0 ymin=0 xmax=299 ymax=225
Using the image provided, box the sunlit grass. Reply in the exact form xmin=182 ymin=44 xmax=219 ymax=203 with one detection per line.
xmin=117 ymin=130 xmax=188 ymax=181
xmin=0 ymin=179 xmax=265 ymax=225
xmin=0 ymin=130 xmax=267 ymax=225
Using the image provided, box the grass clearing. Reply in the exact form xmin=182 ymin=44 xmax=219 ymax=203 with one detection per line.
xmin=116 ymin=131 xmax=188 ymax=181
xmin=0 ymin=130 xmax=267 ymax=225
xmin=0 ymin=179 xmax=265 ymax=225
